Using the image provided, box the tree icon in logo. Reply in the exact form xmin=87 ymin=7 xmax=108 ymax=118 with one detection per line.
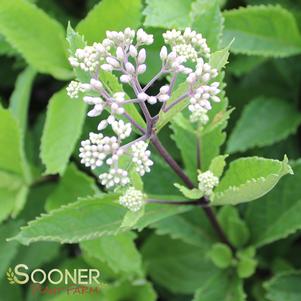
xmin=6 ymin=267 xmax=15 ymax=284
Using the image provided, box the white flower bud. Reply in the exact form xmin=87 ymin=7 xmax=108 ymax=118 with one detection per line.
xmin=147 ymin=96 xmax=157 ymax=105
xmin=119 ymin=187 xmax=145 ymax=212
xmin=125 ymin=62 xmax=135 ymax=73
xmin=106 ymin=57 xmax=120 ymax=68
xmin=129 ymin=45 xmax=138 ymax=57
xmin=120 ymin=74 xmax=132 ymax=83
xmin=138 ymin=92 xmax=148 ymax=101
xmin=101 ymin=64 xmax=113 ymax=71
xmin=116 ymin=47 xmax=124 ymax=60
xmin=138 ymin=49 xmax=146 ymax=64
xmin=160 ymin=46 xmax=168 ymax=60
xmin=137 ymin=64 xmax=146 ymax=74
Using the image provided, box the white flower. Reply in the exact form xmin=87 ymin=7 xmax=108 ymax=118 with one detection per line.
xmin=66 ymin=81 xmax=81 ymax=99
xmin=190 ymin=107 xmax=209 ymax=124
xmin=112 ymin=120 xmax=132 ymax=140
xmin=99 ymin=168 xmax=130 ymax=188
xmin=79 ymin=133 xmax=120 ymax=169
xmin=198 ymin=171 xmax=219 ymax=196
xmin=69 ymin=43 xmax=105 ymax=73
xmin=131 ymin=141 xmax=153 ymax=176
xmin=119 ymin=187 xmax=145 ymax=212
xmin=137 ymin=28 xmax=154 ymax=45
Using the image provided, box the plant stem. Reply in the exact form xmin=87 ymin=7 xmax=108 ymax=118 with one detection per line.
xmin=147 ymin=199 xmax=208 ymax=206
xmin=151 ymin=134 xmax=234 ymax=251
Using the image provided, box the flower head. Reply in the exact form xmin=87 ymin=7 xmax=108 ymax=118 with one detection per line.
xmin=119 ymin=187 xmax=145 ymax=211
xmin=198 ymin=171 xmax=219 ymax=196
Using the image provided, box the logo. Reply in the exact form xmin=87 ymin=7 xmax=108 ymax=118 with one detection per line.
xmin=7 ymin=264 xmax=102 ymax=296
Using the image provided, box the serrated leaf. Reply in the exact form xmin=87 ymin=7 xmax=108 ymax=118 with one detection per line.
xmin=40 ymin=89 xmax=87 ymax=175
xmin=10 ymin=195 xmax=127 ymax=245
xmin=191 ymin=0 xmax=224 ymax=51
xmin=142 ymin=235 xmax=218 ymax=294
xmin=222 ymin=5 xmax=301 ymax=57
xmin=174 ymin=183 xmax=203 ymax=199
xmin=193 ymin=270 xmax=246 ymax=301
xmin=245 ymin=160 xmax=301 ymax=247
xmin=0 ymin=0 xmax=71 ymax=79
xmin=264 ymin=271 xmax=301 ymax=301
xmin=227 ymin=97 xmax=301 ymax=153
xmin=77 ymin=0 xmax=142 ymax=43
xmin=209 ymin=40 xmax=233 ymax=70
xmin=212 ymin=156 xmax=293 ymax=205
xmin=9 ymin=67 xmax=36 ymax=134
xmin=143 ymin=0 xmax=192 ymax=29
xmin=45 ymin=163 xmax=98 ymax=212
xmin=80 ymin=232 xmax=143 ymax=277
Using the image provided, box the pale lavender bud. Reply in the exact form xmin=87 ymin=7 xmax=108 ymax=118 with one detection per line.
xmin=116 ymin=47 xmax=124 ymax=60
xmin=160 ymin=46 xmax=168 ymax=60
xmin=147 ymin=96 xmax=157 ymax=105
xmin=138 ymin=92 xmax=148 ymax=101
xmin=129 ymin=45 xmax=138 ymax=57
xmin=106 ymin=57 xmax=120 ymax=68
xmin=137 ymin=64 xmax=146 ymax=74
xmin=138 ymin=49 xmax=146 ymax=64
xmin=125 ymin=62 xmax=135 ymax=73
xmin=101 ymin=64 xmax=113 ymax=71
xmin=120 ymin=74 xmax=132 ymax=83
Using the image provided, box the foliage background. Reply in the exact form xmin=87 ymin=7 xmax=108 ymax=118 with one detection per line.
xmin=1 ymin=0 xmax=301 ymax=300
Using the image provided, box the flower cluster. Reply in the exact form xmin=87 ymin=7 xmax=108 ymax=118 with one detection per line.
xmin=67 ymin=26 xmax=222 ymax=206
xmin=118 ymin=187 xmax=145 ymax=212
xmin=198 ymin=171 xmax=219 ymax=196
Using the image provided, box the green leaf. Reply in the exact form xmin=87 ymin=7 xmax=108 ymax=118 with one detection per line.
xmin=9 ymin=67 xmax=36 ymax=134
xmin=193 ymin=270 xmax=246 ymax=301
xmin=40 ymin=89 xmax=87 ymax=175
xmin=10 ymin=195 xmax=127 ymax=245
xmin=191 ymin=0 xmax=224 ymax=50
xmin=245 ymin=160 xmax=301 ymax=247
xmin=0 ymin=220 xmax=21 ymax=280
xmin=45 ymin=163 xmax=98 ymax=212
xmin=77 ymin=0 xmax=142 ymax=43
xmin=0 ymin=0 xmax=71 ymax=79
xmin=143 ymin=0 xmax=192 ymax=29
xmin=227 ymin=97 xmax=301 ymax=153
xmin=174 ymin=183 xmax=203 ymax=199
xmin=212 ymin=156 xmax=293 ymax=206
xmin=101 ymin=280 xmax=157 ymax=301
xmin=209 ymin=40 xmax=233 ymax=70
xmin=0 ymin=107 xmax=29 ymax=179
xmin=237 ymin=255 xmax=257 ymax=279
xmin=265 ymin=271 xmax=301 ymax=301
xmin=80 ymin=232 xmax=143 ymax=277
xmin=150 ymin=208 xmax=217 ymax=249
xmin=208 ymin=243 xmax=233 ymax=269
xmin=222 ymin=5 xmax=301 ymax=57
xmin=218 ymin=206 xmax=250 ymax=248
xmin=142 ymin=235 xmax=218 ymax=294
xmin=209 ymin=155 xmax=228 ymax=178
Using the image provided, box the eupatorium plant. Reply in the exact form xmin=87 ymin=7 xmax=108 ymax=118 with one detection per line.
xmin=67 ymin=27 xmax=222 ymax=212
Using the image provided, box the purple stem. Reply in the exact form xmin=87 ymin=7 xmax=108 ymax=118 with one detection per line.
xmin=163 ymin=93 xmax=189 ymax=112
xmin=147 ymin=199 xmax=208 ymax=206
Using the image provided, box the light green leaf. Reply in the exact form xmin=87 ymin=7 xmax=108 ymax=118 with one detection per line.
xmin=212 ymin=156 xmax=293 ymax=205
xmin=0 ymin=107 xmax=29 ymax=179
xmin=191 ymin=0 xmax=224 ymax=50
xmin=9 ymin=67 xmax=36 ymax=134
xmin=45 ymin=163 xmax=98 ymax=212
xmin=174 ymin=183 xmax=203 ymax=199
xmin=0 ymin=0 xmax=71 ymax=79
xmin=208 ymin=243 xmax=233 ymax=269
xmin=41 ymin=89 xmax=86 ymax=175
xmin=209 ymin=155 xmax=228 ymax=178
xmin=245 ymin=160 xmax=301 ymax=247
xmin=10 ymin=195 xmax=127 ymax=245
xmin=237 ymin=255 xmax=257 ymax=279
xmin=222 ymin=5 xmax=301 ymax=57
xmin=142 ymin=235 xmax=218 ymax=294
xmin=77 ymin=0 xmax=142 ymax=43
xmin=227 ymin=97 xmax=301 ymax=153
xmin=143 ymin=0 xmax=192 ymax=29
xmin=193 ymin=270 xmax=246 ymax=301
xmin=209 ymin=40 xmax=233 ymax=70
xmin=80 ymin=232 xmax=143 ymax=277
xmin=264 ymin=271 xmax=301 ymax=301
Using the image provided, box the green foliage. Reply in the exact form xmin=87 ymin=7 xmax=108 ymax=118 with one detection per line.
xmin=246 ymin=160 xmax=301 ymax=247
xmin=212 ymin=156 xmax=293 ymax=205
xmin=40 ymin=89 xmax=87 ymax=175
xmin=142 ymin=235 xmax=219 ymax=294
xmin=77 ymin=0 xmax=142 ymax=43
xmin=223 ymin=5 xmax=301 ymax=57
xmin=208 ymin=243 xmax=233 ymax=269
xmin=0 ymin=0 xmax=71 ymax=79
xmin=265 ymin=271 xmax=301 ymax=301
xmin=227 ymin=97 xmax=301 ymax=153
